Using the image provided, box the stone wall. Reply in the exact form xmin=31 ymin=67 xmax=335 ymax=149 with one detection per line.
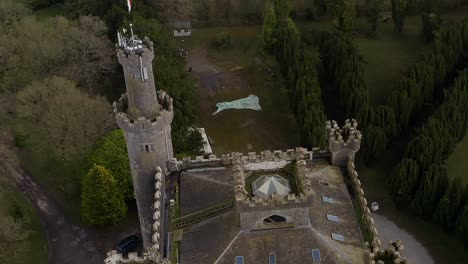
xmin=167 ymin=147 xmax=331 ymax=172
xmin=347 ymin=159 xmax=408 ymax=264
xmin=104 ymin=168 xmax=170 ymax=264
xmin=347 ymin=159 xmax=379 ymax=246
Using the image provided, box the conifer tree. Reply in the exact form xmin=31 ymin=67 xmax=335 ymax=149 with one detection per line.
xmin=361 ymin=126 xmax=387 ymax=164
xmin=261 ymin=3 xmax=277 ymax=50
xmin=455 ymin=203 xmax=468 ymax=242
xmin=390 ymin=159 xmax=419 ymax=207
xmin=81 ymin=164 xmax=127 ymax=225
xmin=87 ymin=130 xmax=133 ymax=200
xmin=391 ymin=0 xmax=408 ymax=33
xmin=433 ymin=177 xmax=464 ymax=230
xmin=410 ymin=164 xmax=448 ymax=219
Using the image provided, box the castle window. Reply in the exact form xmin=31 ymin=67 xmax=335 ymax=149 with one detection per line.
xmin=145 ymin=145 xmax=150 ymax=152
xmin=263 ymin=215 xmax=286 ymax=224
xmin=318 ymin=180 xmax=329 ymax=187
xmin=133 ymin=71 xmax=142 ymax=80
xmin=142 ymin=67 xmax=148 ymax=81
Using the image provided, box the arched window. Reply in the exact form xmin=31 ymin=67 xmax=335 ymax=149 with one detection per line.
xmin=263 ymin=215 xmax=286 ymax=224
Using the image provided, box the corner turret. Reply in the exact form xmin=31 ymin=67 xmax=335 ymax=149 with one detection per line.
xmin=326 ymin=119 xmax=362 ymax=166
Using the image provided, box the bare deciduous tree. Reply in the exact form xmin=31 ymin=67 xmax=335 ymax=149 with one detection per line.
xmin=16 ymin=77 xmax=114 ymax=161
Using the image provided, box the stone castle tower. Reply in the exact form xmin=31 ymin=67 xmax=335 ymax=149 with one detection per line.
xmin=113 ymin=35 xmax=174 ymax=250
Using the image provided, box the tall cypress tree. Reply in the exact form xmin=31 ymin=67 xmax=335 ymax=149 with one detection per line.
xmin=433 ymin=177 xmax=464 ymax=230
xmin=81 ymin=164 xmax=127 ymax=225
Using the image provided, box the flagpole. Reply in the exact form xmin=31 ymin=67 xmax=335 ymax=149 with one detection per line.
xmin=127 ymin=0 xmax=134 ymax=42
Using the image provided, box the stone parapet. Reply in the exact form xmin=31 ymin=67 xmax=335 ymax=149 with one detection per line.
xmin=113 ymin=92 xmax=174 ymax=134
xmin=347 ymin=159 xmax=380 ymax=247
xmin=152 ymin=167 xmax=163 ymax=252
xmin=327 ymin=119 xmax=362 ymax=166
xmin=104 ymin=168 xmax=169 ymax=264
xmin=234 ymin=154 xmax=313 ymax=212
xmin=167 ymin=147 xmax=331 ymax=172
xmin=104 ymin=249 xmax=170 ymax=264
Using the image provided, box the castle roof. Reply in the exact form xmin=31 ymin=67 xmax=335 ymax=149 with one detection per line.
xmin=178 ymin=159 xmax=366 ymax=264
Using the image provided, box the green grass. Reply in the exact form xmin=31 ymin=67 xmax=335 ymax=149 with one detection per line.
xmin=0 ymin=180 xmax=48 ymax=264
xmin=447 ymin=134 xmax=468 ymax=185
xmin=33 ymin=3 xmax=66 ymax=20
xmin=20 ymin=151 xmax=83 ymax=221
xmin=299 ymin=16 xmax=428 ymax=105
xmin=181 ymin=26 xmax=299 ymax=154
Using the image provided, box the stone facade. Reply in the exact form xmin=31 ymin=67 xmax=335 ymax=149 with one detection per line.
xmin=114 ymin=37 xmax=174 ymax=250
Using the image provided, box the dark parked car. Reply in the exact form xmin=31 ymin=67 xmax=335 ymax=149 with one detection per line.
xmin=116 ymin=235 xmax=141 ymax=254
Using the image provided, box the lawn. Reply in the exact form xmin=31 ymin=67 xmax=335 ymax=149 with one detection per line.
xmin=298 ymin=16 xmax=428 ymax=105
xmin=0 ymin=179 xmax=48 ymax=264
xmin=180 ymin=26 xmax=299 ymax=154
xmin=447 ymin=134 xmax=468 ymax=185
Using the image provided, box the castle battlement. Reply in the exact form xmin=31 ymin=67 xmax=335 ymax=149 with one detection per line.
xmin=113 ymin=92 xmax=174 ymax=134
xmin=104 ymin=249 xmax=170 ymax=264
xmin=327 ymin=119 xmax=362 ymax=166
xmin=233 ymin=153 xmax=313 ymax=211
xmin=167 ymin=147 xmax=332 ymax=172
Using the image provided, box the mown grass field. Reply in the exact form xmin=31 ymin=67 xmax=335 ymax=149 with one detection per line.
xmin=179 ymin=26 xmax=299 ymax=154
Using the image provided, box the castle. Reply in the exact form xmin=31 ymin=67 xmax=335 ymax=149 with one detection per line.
xmin=104 ymin=34 xmax=407 ymax=264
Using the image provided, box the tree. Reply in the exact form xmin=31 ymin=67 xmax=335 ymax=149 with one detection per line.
xmin=366 ymin=0 xmax=385 ymax=33
xmin=389 ymin=159 xmax=420 ymax=207
xmin=87 ymin=130 xmax=133 ymax=200
xmin=0 ymin=16 xmax=116 ymax=94
xmin=410 ymin=164 xmax=448 ymax=219
xmin=327 ymin=0 xmax=356 ymax=33
xmin=391 ymin=0 xmax=408 ymax=33
xmin=261 ymin=3 xmax=277 ymax=50
xmin=81 ymin=165 xmax=127 ymax=225
xmin=433 ymin=177 xmax=464 ymax=230
xmin=361 ymin=125 xmax=387 ymax=164
xmin=0 ymin=0 xmax=30 ymax=29
xmin=16 ymin=77 xmax=113 ymax=161
xmin=455 ymin=203 xmax=468 ymax=243
xmin=421 ymin=12 xmax=441 ymax=42
xmin=0 ymin=214 xmax=31 ymax=261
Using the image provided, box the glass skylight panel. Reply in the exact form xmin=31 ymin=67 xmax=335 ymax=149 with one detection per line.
xmin=312 ymin=249 xmax=321 ymax=263
xmin=321 ymin=196 xmax=334 ymax=203
xmin=235 ymin=256 xmax=244 ymax=264
xmin=331 ymin=233 xmax=345 ymax=241
xmin=326 ymin=214 xmax=339 ymax=222
xmin=269 ymin=253 xmax=276 ymax=264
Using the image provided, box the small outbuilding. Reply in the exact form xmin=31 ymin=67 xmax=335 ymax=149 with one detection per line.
xmin=173 ymin=21 xmax=192 ymax=37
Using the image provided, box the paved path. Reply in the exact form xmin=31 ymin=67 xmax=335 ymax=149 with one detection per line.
xmin=0 ymin=156 xmax=104 ymax=264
